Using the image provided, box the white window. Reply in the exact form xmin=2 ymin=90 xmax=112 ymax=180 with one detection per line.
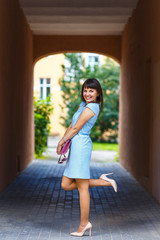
xmin=84 ymin=53 xmax=103 ymax=70
xmin=88 ymin=55 xmax=99 ymax=64
xmin=39 ymin=78 xmax=51 ymax=100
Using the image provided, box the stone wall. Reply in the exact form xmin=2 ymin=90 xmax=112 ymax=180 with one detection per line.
xmin=0 ymin=0 xmax=34 ymax=191
xmin=120 ymin=0 xmax=160 ymax=203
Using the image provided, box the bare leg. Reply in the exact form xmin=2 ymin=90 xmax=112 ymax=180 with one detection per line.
xmin=61 ymin=176 xmax=112 ymax=191
xmin=61 ymin=176 xmax=114 ymax=234
xmin=61 ymin=176 xmax=77 ymax=190
xmin=89 ymin=178 xmax=112 ymax=187
xmin=76 ymin=179 xmax=90 ymax=233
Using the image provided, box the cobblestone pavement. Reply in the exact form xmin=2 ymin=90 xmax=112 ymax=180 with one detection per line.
xmin=0 ymin=160 xmax=160 ymax=240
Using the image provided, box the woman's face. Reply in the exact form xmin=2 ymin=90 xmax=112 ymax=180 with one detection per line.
xmin=83 ymin=87 xmax=98 ymax=104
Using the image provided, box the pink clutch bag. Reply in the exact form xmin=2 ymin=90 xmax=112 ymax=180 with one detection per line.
xmin=58 ymin=139 xmax=71 ymax=164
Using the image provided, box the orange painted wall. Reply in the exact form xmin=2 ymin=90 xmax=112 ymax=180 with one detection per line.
xmin=0 ymin=0 xmax=34 ymax=191
xmin=120 ymin=0 xmax=160 ymax=202
xmin=33 ymin=35 xmax=121 ymax=64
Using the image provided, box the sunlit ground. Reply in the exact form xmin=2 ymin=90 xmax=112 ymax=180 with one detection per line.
xmin=35 ymin=136 xmax=119 ymax=163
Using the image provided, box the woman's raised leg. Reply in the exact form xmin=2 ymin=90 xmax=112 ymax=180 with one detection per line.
xmin=89 ymin=178 xmax=112 ymax=187
xmin=61 ymin=176 xmax=77 ymax=190
xmin=61 ymin=175 xmax=113 ymax=191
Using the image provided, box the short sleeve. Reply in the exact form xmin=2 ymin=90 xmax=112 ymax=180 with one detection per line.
xmin=79 ymin=101 xmax=85 ymax=107
xmin=85 ymin=103 xmax=99 ymax=115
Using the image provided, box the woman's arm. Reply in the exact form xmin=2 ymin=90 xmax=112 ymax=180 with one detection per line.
xmin=56 ymin=105 xmax=80 ymax=153
xmin=63 ymin=105 xmax=80 ymax=136
xmin=57 ymin=107 xmax=95 ymax=154
xmin=64 ymin=123 xmax=72 ymax=136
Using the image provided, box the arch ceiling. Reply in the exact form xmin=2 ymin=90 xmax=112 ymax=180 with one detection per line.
xmin=19 ymin=0 xmax=139 ymax=36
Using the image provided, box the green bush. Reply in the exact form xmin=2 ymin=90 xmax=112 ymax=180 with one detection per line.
xmin=34 ymin=97 xmax=53 ymax=157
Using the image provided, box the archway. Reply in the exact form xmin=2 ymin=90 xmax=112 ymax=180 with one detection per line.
xmin=33 ymin=52 xmax=120 ymax=164
xmin=33 ymin=35 xmax=121 ymax=65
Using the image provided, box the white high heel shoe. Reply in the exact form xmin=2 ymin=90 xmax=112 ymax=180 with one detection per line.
xmin=70 ymin=222 xmax=92 ymax=237
xmin=100 ymin=172 xmax=117 ymax=192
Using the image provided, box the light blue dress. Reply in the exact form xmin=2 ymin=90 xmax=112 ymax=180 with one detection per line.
xmin=63 ymin=101 xmax=100 ymax=179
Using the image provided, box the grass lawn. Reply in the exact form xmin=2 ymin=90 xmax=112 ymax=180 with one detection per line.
xmin=92 ymin=142 xmax=119 ymax=161
xmin=92 ymin=142 xmax=119 ymax=151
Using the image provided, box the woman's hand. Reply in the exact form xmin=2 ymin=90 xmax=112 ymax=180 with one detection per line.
xmin=56 ymin=141 xmax=64 ymax=155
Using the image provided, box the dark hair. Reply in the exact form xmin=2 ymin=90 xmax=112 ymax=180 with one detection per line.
xmin=81 ymin=78 xmax=103 ymax=113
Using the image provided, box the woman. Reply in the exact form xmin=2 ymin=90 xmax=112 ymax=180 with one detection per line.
xmin=57 ymin=78 xmax=117 ymax=237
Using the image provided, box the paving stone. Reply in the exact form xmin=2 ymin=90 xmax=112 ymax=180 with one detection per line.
xmin=0 ymin=160 xmax=159 ymax=240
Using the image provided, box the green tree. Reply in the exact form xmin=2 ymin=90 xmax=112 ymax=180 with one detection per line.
xmin=59 ymin=53 xmax=120 ymax=142
xmin=34 ymin=96 xmax=53 ymax=157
